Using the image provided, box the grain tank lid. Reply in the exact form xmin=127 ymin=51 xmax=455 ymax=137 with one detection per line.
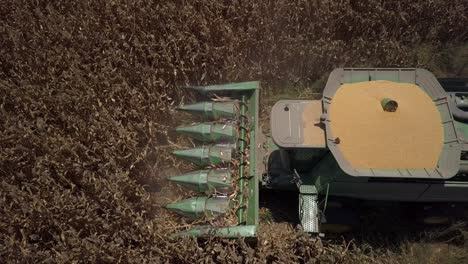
xmin=271 ymin=100 xmax=326 ymax=148
xmin=321 ymin=68 xmax=461 ymax=179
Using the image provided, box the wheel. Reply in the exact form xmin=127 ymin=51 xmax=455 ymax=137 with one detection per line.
xmin=320 ymin=207 xmax=359 ymax=234
xmin=423 ymin=216 xmax=450 ymax=225
xmin=421 ymin=206 xmax=450 ymax=225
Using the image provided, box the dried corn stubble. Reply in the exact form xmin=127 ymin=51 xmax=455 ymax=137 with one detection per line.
xmin=2 ymin=0 xmax=467 ymax=262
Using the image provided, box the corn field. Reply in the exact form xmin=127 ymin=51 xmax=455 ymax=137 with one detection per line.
xmin=1 ymin=0 xmax=467 ymax=263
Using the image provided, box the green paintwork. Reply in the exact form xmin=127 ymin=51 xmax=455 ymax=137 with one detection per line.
xmin=173 ymin=145 xmax=232 ymax=166
xmin=165 ymin=196 xmax=230 ymax=219
xmin=246 ymin=85 xmax=260 ymax=228
xmin=344 ymin=69 xmax=406 ymax=83
xmin=186 ymin=81 xmax=260 ymax=95
xmin=312 ymin=153 xmax=344 ymax=192
xmin=168 ymin=169 xmax=232 ymax=193
xmin=176 ymin=123 xmax=237 ymax=143
xmin=267 ymin=136 xmax=280 ymax=152
xmin=175 ymin=225 xmax=256 ymax=238
xmin=178 ymin=101 xmax=238 ymax=119
xmin=455 ymin=120 xmax=468 ymax=142
xmin=237 ymin=95 xmax=247 ymax=223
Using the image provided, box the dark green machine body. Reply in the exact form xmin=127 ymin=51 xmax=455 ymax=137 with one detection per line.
xmin=266 ymin=69 xmax=468 ymax=199
xmin=264 ymin=69 xmax=468 ymax=232
xmin=266 ymin=145 xmax=468 ymax=201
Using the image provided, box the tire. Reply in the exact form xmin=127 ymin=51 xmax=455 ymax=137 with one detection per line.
xmin=320 ymin=207 xmax=359 ymax=233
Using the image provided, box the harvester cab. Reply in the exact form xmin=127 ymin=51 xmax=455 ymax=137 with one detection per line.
xmin=166 ymin=68 xmax=468 ymax=237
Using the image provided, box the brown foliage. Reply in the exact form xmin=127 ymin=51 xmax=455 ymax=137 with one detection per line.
xmin=0 ymin=0 xmax=467 ymax=263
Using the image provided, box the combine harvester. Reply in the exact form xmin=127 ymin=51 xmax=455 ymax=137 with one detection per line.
xmin=165 ymin=68 xmax=468 ymax=237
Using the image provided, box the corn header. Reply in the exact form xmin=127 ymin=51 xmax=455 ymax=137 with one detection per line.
xmin=165 ymin=82 xmax=260 ymax=237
